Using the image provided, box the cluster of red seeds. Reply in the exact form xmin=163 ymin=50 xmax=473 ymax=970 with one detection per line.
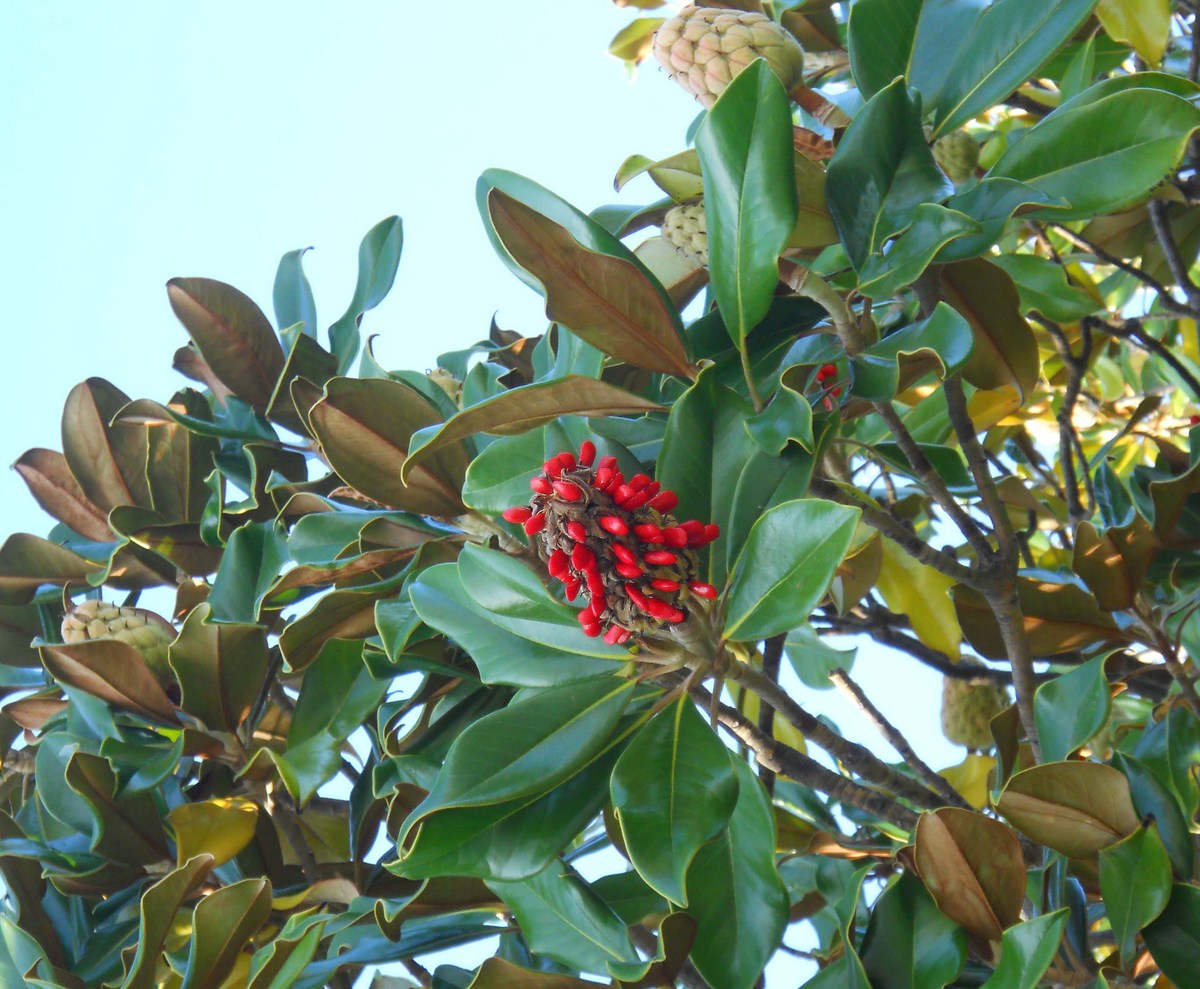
xmin=815 ymin=362 xmax=841 ymax=411
xmin=502 ymin=441 xmax=719 ymax=644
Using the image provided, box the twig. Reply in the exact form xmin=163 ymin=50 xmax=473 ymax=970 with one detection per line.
xmin=757 ymin=635 xmax=785 ymax=795
xmin=725 ymin=662 xmax=946 ymax=810
xmin=1031 ymin=314 xmax=1093 ymax=524
xmin=828 ymin=667 xmax=971 ymax=810
xmin=401 ymin=959 xmax=434 ymax=988
xmin=779 ymin=260 xmax=862 ymax=354
xmin=1107 ymin=317 xmax=1200 ymax=401
xmin=1149 ymin=199 xmax=1200 ymax=311
xmin=273 ymin=793 xmax=321 ymax=884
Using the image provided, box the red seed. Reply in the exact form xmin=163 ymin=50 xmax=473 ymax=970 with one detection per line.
xmin=543 ymin=458 xmax=563 ymax=478
xmin=702 ymin=523 xmax=721 ymax=543
xmin=662 ymin=526 xmax=688 ymax=548
xmin=633 ymin=524 xmax=664 ymax=543
xmin=613 ymin=484 xmax=635 ymax=504
xmin=668 ymin=608 xmax=686 ymax=623
xmin=572 ymin=544 xmax=596 ymax=571
xmin=689 ymin=581 xmax=717 ymax=599
xmin=579 ymin=441 xmax=596 ymax=467
xmin=817 ymin=362 xmax=837 ymax=381
xmin=648 ymin=491 xmax=678 ymax=513
xmin=564 ymin=579 xmax=581 ymax=601
xmin=644 ymin=550 xmax=678 ymax=566
xmin=623 ymin=491 xmax=649 ymax=511
xmin=604 ymin=625 xmax=622 ymax=645
xmin=597 ymin=455 xmax=618 ymax=471
xmin=617 ymin=630 xmax=632 ymax=644
xmin=566 ymin=520 xmax=588 ymax=542
xmin=625 ymin=584 xmax=651 ymax=611
xmin=645 ymin=481 xmax=661 ymax=498
xmin=553 ymin=480 xmax=584 ymax=502
xmin=502 ymin=506 xmax=532 ymax=524
xmin=548 ymin=549 xmax=569 ymax=579
xmin=651 ymin=578 xmax=680 ymax=592
xmin=557 ymin=451 xmax=576 ymax=469
xmin=586 ymin=569 xmax=606 ymax=598
xmin=524 ymin=513 xmax=546 ymax=535
xmin=615 ymin=563 xmax=643 ymax=579
xmin=629 ymin=473 xmax=651 ymax=491
xmin=680 ymin=520 xmax=704 ymax=539
xmin=576 ymin=607 xmax=593 ymax=625
xmin=530 ymin=477 xmax=553 ymax=494
xmin=644 ymin=597 xmax=675 ymax=620
xmin=612 ymin=544 xmax=637 ymax=565
xmin=594 ymin=467 xmax=615 ymax=489
xmin=582 ymin=622 xmax=602 ymax=638
xmin=598 ymin=515 xmax=628 ymax=536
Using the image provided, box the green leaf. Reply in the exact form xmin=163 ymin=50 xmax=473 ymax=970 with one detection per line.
xmin=826 ymin=80 xmax=953 ymax=269
xmin=309 ymin=376 xmax=467 ymax=516
xmin=989 ymin=88 xmax=1200 ymax=220
xmin=461 ymin=429 xmax=548 ymax=514
xmin=744 ymin=381 xmax=813 ymax=455
xmin=0 ymin=534 xmax=100 ymax=606
xmin=485 ymin=190 xmax=693 ymax=378
xmin=847 ymin=0 xmax=921 ymax=100
xmin=401 ymin=377 xmax=662 ymax=484
xmin=180 ymin=877 xmax=272 ymax=989
xmin=695 ymin=60 xmax=798 ymax=347
xmin=851 ymin=302 xmax=975 ymax=401
xmin=684 ymin=757 xmax=788 ymax=989
xmin=725 ymin=499 xmax=860 ymax=642
xmin=1111 ymin=751 xmax=1195 ymax=879
xmin=1096 ymin=0 xmax=1171 ymax=67
xmin=328 ymin=216 xmax=403 ymax=371
xmin=1099 ymin=823 xmax=1172 ymax=965
xmin=289 ymin=639 xmax=386 ymax=745
xmin=1033 ymin=654 xmax=1112 ymax=763
xmin=857 ymin=204 xmax=981 ymax=299
xmin=167 ymin=279 xmax=286 ymax=411
xmin=169 ymin=603 xmax=269 ymax=732
xmin=990 ymin=253 xmax=1100 ymax=321
xmin=207 ymin=520 xmax=289 ymax=625
xmin=860 ymin=871 xmax=967 ymax=989
xmin=979 ymin=910 xmax=1067 ymax=989
xmin=610 ymin=696 xmax=740 ymax=905
xmin=273 ymin=247 xmax=317 ymax=339
xmin=119 ymin=855 xmax=215 ymax=989
xmin=64 ymin=750 xmax=171 ymax=865
xmin=937 ymin=178 xmax=1068 ymax=262
xmin=246 ymin=913 xmax=329 ymax=989
xmin=409 ymin=564 xmax=618 ymax=686
xmin=1143 ymin=883 xmax=1200 ymax=989
xmin=487 ymin=860 xmax=637 ymax=974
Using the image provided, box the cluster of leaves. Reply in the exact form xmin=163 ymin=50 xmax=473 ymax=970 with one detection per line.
xmin=3 ymin=0 xmax=1200 ymax=986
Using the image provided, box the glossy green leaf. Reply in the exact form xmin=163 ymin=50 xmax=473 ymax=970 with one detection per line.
xmin=119 ymin=855 xmax=215 ymax=989
xmin=1111 ymin=751 xmax=1194 ymax=879
xmin=180 ymin=877 xmax=272 ymax=989
xmin=40 ymin=640 xmax=180 ymax=726
xmin=860 ymin=871 xmax=966 ymax=989
xmin=0 ymin=535 xmax=100 ymax=606
xmin=1033 ymin=654 xmax=1112 ymax=763
xmin=309 ymin=376 xmax=467 ymax=516
xmin=488 ymin=860 xmax=636 ymax=974
xmin=328 ymin=216 xmax=403 ymax=371
xmin=486 ymin=190 xmax=693 ymax=377
xmin=979 ymin=910 xmax=1067 ymax=989
xmin=167 ymin=278 xmax=286 ymax=411
xmin=851 ymin=302 xmax=975 ymax=401
xmin=744 ymin=381 xmax=813 ymax=455
xmin=990 ymin=253 xmax=1100 ymax=321
xmin=826 ymin=80 xmax=952 ymax=269
xmin=857 ymin=205 xmax=981 ymax=299
xmin=1099 ymin=822 xmax=1172 ymax=965
xmin=725 ymin=498 xmax=860 ymax=642
xmin=989 ymin=88 xmax=1200 ymax=220
xmin=273 ymin=247 xmax=317 ymax=339
xmin=937 ymin=178 xmax=1068 ymax=262
xmin=169 ymin=603 xmax=269 ymax=732
xmin=207 ymin=520 xmax=289 ymax=625
xmin=1143 ymin=883 xmax=1200 ymax=989
xmin=696 ymin=60 xmax=798 ymax=347
xmin=277 ymin=585 xmax=390 ymax=672
xmin=684 ymin=757 xmax=788 ymax=989
xmin=847 ymin=0 xmax=920 ymax=99
xmin=610 ymin=695 xmax=739 ymax=905
xmin=403 ymin=376 xmax=660 ymax=484
xmin=64 ymin=750 xmax=171 ymax=865
xmin=467 ymin=957 xmax=598 ymax=989
xmin=461 ymin=428 xmax=547 ymax=514
xmin=245 ymin=913 xmax=329 ymax=989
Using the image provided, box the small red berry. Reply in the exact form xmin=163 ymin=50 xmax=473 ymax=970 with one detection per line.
xmin=582 ymin=622 xmax=602 ymax=637
xmin=579 ymin=441 xmax=596 ymax=467
xmin=617 ymin=630 xmax=632 ymax=644
xmin=564 ymin=579 xmax=581 ymax=601
xmin=644 ymin=550 xmax=678 ymax=566
xmin=594 ymin=467 xmax=615 ymax=489
xmin=668 ymin=608 xmax=686 ymax=623
xmin=548 ymin=549 xmax=569 ymax=579
xmin=524 ymin=512 xmax=547 ymax=535
xmin=543 ymin=458 xmax=563 ymax=478
xmin=597 ymin=455 xmax=618 ymax=470
xmin=586 ymin=569 xmax=605 ymax=598
xmin=643 ymin=597 xmax=675 ymax=621
xmin=613 ymin=484 xmax=635 ymax=504
xmin=662 ymin=526 xmax=688 ymax=548
xmin=604 ymin=625 xmax=622 ymax=644
xmin=689 ymin=581 xmax=717 ymax=599
xmin=576 ymin=607 xmax=593 ymax=625
xmin=502 ymin=506 xmax=532 ymax=524
xmin=557 ymin=451 xmax=576 ymax=469
xmin=651 ymin=578 xmax=680 ymax=592
xmin=615 ymin=563 xmax=643 ymax=579
xmin=1191 ymin=415 xmax=1200 ymax=425
xmin=629 ymin=474 xmax=651 ymax=491
xmin=644 ymin=481 xmax=661 ymax=498
xmin=648 ymin=491 xmax=678 ymax=513
xmin=612 ymin=544 xmax=637 ymax=565
xmin=633 ymin=524 xmax=664 ymax=543
xmin=530 ymin=477 xmax=553 ymax=494
xmin=571 ymin=544 xmax=596 ymax=571
xmin=625 ymin=584 xmax=651 ymax=611
xmin=702 ymin=523 xmax=720 ymax=543
xmin=566 ymin=520 xmax=588 ymax=542
xmin=553 ymin=480 xmax=584 ymax=502
xmin=599 ymin=515 xmax=628 ymax=536
xmin=623 ymin=491 xmax=649 ymax=511
xmin=679 ymin=520 xmax=704 ymax=539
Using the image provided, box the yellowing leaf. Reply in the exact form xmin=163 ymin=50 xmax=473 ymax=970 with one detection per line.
xmin=939 ymin=754 xmax=996 ymax=810
xmin=1097 ymin=0 xmax=1171 ymax=67
xmin=167 ymin=797 xmax=259 ymax=867
xmin=875 ymin=539 xmax=961 ymax=659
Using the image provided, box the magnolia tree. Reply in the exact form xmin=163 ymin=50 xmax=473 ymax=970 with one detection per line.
xmin=3 ymin=1 xmax=1200 ymax=987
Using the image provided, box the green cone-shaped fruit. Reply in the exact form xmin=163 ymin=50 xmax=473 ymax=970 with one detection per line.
xmin=932 ymin=131 xmax=980 ymax=184
xmin=653 ymin=5 xmax=806 ymax=108
xmin=941 ymin=674 xmax=1009 ymax=750
xmin=662 ymin=204 xmax=707 ymax=266
xmin=62 ymin=599 xmax=177 ymax=686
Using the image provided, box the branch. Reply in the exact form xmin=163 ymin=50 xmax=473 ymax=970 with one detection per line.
xmin=756 ymin=634 xmax=785 ymax=795
xmin=829 ymin=667 xmax=971 ymax=810
xmin=1031 ymin=314 xmax=1093 ymax=524
xmin=1107 ymin=317 xmax=1200 ymax=401
xmin=1149 ymin=199 xmax=1200 ymax=311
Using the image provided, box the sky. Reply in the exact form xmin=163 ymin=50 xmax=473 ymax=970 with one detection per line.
xmin=0 ymin=3 xmax=966 ymax=984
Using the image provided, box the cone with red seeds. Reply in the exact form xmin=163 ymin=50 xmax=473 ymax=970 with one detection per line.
xmin=503 ymin=441 xmax=720 ymax=641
